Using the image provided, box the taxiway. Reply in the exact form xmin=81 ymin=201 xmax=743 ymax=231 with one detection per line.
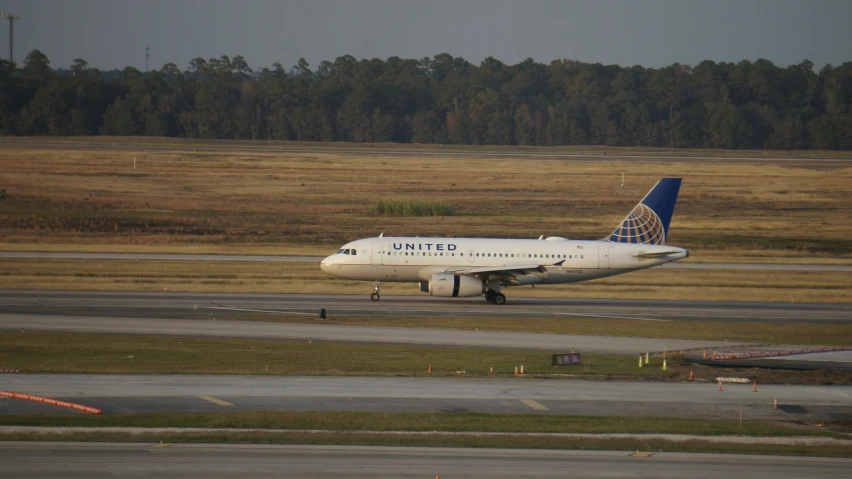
xmin=3 ymin=443 xmax=850 ymax=479
xmin=2 ymin=375 xmax=850 ymax=421
xmin=1 ymin=290 xmax=848 ymax=323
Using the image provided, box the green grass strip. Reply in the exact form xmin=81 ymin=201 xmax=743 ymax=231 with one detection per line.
xmin=0 ymin=411 xmax=838 ymax=437
xmin=0 ymin=332 xmax=667 ymax=377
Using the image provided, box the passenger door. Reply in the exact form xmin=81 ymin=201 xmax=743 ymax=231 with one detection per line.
xmin=597 ymin=246 xmax=610 ymax=269
xmin=371 ymin=242 xmax=384 ymax=266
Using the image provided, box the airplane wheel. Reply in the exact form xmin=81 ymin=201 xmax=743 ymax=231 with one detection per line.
xmin=371 ymin=293 xmax=380 ymax=301
xmin=485 ymin=290 xmax=497 ymax=303
xmin=494 ymin=293 xmax=506 ymax=305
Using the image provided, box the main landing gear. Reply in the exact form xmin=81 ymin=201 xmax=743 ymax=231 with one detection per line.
xmin=371 ymin=282 xmax=381 ymax=301
xmin=485 ymin=289 xmax=506 ymax=305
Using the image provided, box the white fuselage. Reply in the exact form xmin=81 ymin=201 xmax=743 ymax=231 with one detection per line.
xmin=320 ymin=236 xmax=688 ymax=285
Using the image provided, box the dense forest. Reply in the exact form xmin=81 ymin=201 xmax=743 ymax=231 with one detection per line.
xmin=1 ymin=50 xmax=851 ymax=149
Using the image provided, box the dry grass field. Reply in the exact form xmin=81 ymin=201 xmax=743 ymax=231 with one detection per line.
xmin=2 ymin=140 xmax=851 ymax=263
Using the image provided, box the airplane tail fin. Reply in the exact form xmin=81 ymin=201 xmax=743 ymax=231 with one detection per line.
xmin=608 ymin=178 xmax=682 ymax=245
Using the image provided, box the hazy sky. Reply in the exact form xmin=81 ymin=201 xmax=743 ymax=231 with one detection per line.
xmin=2 ymin=0 xmax=850 ymax=71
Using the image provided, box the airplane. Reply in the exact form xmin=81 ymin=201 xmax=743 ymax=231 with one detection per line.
xmin=320 ymin=177 xmax=687 ymax=305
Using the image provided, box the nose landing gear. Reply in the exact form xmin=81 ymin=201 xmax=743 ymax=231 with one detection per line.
xmin=370 ymin=282 xmax=381 ymax=301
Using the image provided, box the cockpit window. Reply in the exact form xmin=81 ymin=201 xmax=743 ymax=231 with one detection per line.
xmin=336 ymin=249 xmax=345 ymax=254
xmin=350 ymin=249 xmax=357 ymax=255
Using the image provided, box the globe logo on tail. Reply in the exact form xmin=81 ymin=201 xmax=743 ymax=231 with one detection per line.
xmin=609 ymin=204 xmax=666 ymax=245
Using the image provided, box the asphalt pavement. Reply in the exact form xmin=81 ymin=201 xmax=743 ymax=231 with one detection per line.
xmin=1 ymin=290 xmax=848 ymax=323
xmin=2 ymin=375 xmax=850 ymax=421
xmin=3 ymin=443 xmax=850 ymax=479
xmin=5 ymin=139 xmax=852 ymax=164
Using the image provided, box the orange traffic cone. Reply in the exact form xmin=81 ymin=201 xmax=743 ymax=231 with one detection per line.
xmin=773 ymin=399 xmax=777 ymax=409
xmin=520 ymin=365 xmax=525 ymax=374
xmin=427 ymin=364 xmax=432 ymax=374
xmin=752 ymin=380 xmax=757 ymax=392
xmin=717 ymin=380 xmax=723 ymax=391
xmin=514 ymin=366 xmax=518 ymax=375
xmin=688 ymin=371 xmax=693 ymax=381
xmin=489 ymin=366 xmax=493 ymax=375
xmin=702 ymin=350 xmax=706 ymax=359
xmin=713 ymin=351 xmax=717 ymax=358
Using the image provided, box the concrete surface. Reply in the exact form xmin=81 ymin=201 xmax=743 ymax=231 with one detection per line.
xmin=2 ymin=290 xmax=848 ymax=323
xmin=1 ymin=443 xmax=850 ymax=478
xmin=2 ymin=375 xmax=850 ymax=421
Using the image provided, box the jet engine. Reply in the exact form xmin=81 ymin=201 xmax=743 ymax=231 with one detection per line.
xmin=428 ymin=273 xmax=485 ymax=297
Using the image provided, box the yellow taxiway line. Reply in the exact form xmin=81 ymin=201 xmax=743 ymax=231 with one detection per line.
xmin=196 ymin=395 xmax=234 ymax=406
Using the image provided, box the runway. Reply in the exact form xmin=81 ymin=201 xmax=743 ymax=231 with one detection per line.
xmin=2 ymin=375 xmax=851 ymax=421
xmin=1 ymin=290 xmax=848 ymax=323
xmin=3 ymin=289 xmax=850 ymax=355
xmin=3 ymin=443 xmax=850 ymax=479
xmin=2 ymin=251 xmax=851 ymax=271
xmin=5 ymin=139 xmax=852 ymax=166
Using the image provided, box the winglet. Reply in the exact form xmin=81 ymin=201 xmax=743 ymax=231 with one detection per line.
xmin=552 ymin=260 xmax=565 ymax=266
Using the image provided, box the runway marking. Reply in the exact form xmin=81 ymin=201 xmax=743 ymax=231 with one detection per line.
xmin=147 ymin=442 xmax=173 ymax=448
xmin=208 ymin=307 xmax=317 ymax=316
xmin=630 ymin=451 xmax=655 ymax=457
xmin=520 ymin=399 xmax=549 ymax=411
xmin=553 ymin=312 xmax=672 ymax=322
xmin=196 ymin=395 xmax=234 ymax=406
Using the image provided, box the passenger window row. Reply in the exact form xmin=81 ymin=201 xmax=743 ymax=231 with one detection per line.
xmin=387 ymin=252 xmax=463 ymax=257
xmin=473 ymin=253 xmax=583 ymax=259
xmin=379 ymin=251 xmax=584 ymax=260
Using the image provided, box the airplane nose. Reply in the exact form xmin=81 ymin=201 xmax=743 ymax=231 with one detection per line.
xmin=320 ymin=257 xmax=332 ymax=273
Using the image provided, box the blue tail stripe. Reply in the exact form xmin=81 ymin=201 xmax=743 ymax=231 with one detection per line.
xmin=642 ymin=178 xmax=682 ymax=238
xmin=608 ymin=178 xmax=682 ymax=245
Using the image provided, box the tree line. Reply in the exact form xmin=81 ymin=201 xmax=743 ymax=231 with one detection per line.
xmin=1 ymin=50 xmax=851 ymax=149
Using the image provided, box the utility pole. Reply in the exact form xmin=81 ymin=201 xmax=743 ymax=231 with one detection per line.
xmin=2 ymin=13 xmax=20 ymax=64
xmin=145 ymin=46 xmax=150 ymax=73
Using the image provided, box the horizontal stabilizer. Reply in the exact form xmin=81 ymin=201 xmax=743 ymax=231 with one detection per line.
xmin=634 ymin=250 xmax=685 ymax=258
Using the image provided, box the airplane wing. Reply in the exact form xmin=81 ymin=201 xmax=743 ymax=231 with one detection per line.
xmin=441 ymin=261 xmax=564 ymax=285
